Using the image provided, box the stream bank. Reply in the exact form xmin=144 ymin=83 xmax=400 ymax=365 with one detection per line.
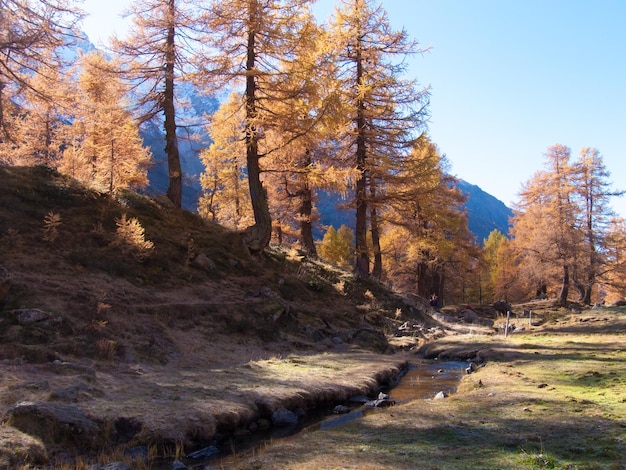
xmin=165 ymin=359 xmax=469 ymax=469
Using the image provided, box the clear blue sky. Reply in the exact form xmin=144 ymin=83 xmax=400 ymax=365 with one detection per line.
xmin=82 ymin=0 xmax=626 ymax=217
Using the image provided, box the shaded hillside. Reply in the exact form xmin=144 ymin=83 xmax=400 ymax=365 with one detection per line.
xmin=457 ymin=180 xmax=513 ymax=243
xmin=0 ymin=166 xmax=416 ymax=363
xmin=315 ymin=182 xmax=513 ymax=244
xmin=0 ymin=165 xmax=436 ymax=465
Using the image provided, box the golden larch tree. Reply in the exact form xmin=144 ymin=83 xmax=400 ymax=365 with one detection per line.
xmin=60 ymin=51 xmax=151 ymax=192
xmin=327 ymin=0 xmax=429 ymax=276
xmin=196 ymin=0 xmax=321 ymax=254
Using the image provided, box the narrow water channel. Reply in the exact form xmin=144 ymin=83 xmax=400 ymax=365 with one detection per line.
xmin=389 ymin=360 xmax=467 ymax=404
xmin=314 ymin=360 xmax=467 ymax=432
xmin=157 ymin=360 xmax=469 ymax=469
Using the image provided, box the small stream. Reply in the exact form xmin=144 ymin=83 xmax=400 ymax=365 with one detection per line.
xmin=388 ymin=360 xmax=467 ymax=404
xmin=157 ymin=360 xmax=468 ymax=469
xmin=314 ymin=360 xmax=467 ymax=432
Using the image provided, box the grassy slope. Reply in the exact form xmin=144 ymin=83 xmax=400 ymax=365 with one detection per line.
xmin=0 ymin=166 xmax=420 ymax=467
xmin=1 ymin=166 xmax=624 ymax=469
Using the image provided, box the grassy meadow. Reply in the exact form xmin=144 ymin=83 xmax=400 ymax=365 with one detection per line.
xmin=231 ymin=308 xmax=626 ymax=470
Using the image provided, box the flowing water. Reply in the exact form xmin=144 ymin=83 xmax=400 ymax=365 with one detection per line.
xmin=388 ymin=360 xmax=467 ymax=404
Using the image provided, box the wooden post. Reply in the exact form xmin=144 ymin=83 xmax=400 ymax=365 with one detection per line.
xmin=505 ymin=310 xmax=511 ymax=338
xmin=529 ymin=310 xmax=533 ymax=328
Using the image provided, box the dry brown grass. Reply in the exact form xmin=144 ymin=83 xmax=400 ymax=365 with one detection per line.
xmin=0 ymin=166 xmax=419 ymax=467
xmin=2 ymin=167 xmax=624 ymax=470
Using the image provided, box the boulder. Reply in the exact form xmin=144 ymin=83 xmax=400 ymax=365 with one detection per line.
xmin=8 ymin=308 xmax=57 ymax=326
xmin=462 ymin=309 xmax=479 ymax=323
xmin=365 ymin=392 xmax=395 ymax=408
xmin=5 ymin=401 xmax=100 ymax=450
xmin=492 ymin=300 xmax=512 ymax=315
xmin=271 ymin=408 xmax=298 ymax=427
xmin=192 ymin=253 xmax=216 ymax=272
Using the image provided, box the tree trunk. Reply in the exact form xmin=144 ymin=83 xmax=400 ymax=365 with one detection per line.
xmin=370 ymin=182 xmax=382 ymax=278
xmin=242 ymin=27 xmax=272 ymax=254
xmin=571 ymin=267 xmax=586 ymax=302
xmin=163 ymin=0 xmax=182 ymax=208
xmin=299 ymin=192 xmax=316 ymax=256
xmin=354 ymin=40 xmax=369 ymax=276
xmin=298 ymin=151 xmax=317 ymax=257
xmin=0 ymin=81 xmax=7 ymax=143
xmin=557 ymin=264 xmax=570 ymax=307
xmin=582 ymin=286 xmax=592 ymax=306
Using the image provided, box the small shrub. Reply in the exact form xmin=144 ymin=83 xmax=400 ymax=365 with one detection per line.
xmin=333 ymin=280 xmax=346 ymax=295
xmin=112 ymin=214 xmax=154 ymax=262
xmin=42 ymin=211 xmax=62 ymax=242
xmin=96 ymin=338 xmax=118 ymax=359
xmin=185 ymin=236 xmax=195 ymax=268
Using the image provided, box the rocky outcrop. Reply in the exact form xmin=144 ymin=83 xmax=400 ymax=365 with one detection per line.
xmin=4 ymin=401 xmax=101 ymax=451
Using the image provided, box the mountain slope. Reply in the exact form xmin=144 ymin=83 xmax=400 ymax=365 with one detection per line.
xmin=315 ymin=182 xmax=513 ymax=244
xmin=457 ymin=180 xmax=513 ymax=243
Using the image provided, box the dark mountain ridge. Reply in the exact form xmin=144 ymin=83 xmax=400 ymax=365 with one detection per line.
xmin=457 ymin=180 xmax=513 ymax=243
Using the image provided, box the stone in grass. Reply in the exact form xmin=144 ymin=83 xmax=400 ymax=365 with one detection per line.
xmin=187 ymin=445 xmax=219 ymax=459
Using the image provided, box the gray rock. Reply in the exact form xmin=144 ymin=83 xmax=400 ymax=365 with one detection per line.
xmin=333 ymin=405 xmax=350 ymax=414
xmin=271 ymin=407 xmax=298 ymax=427
xmin=5 ymin=401 xmax=100 ymax=449
xmin=193 ymin=253 xmax=216 ymax=272
xmin=462 ymin=309 xmax=478 ymax=323
xmin=365 ymin=392 xmax=395 ymax=408
xmin=8 ymin=308 xmax=56 ymax=325
xmin=171 ymin=459 xmax=188 ymax=470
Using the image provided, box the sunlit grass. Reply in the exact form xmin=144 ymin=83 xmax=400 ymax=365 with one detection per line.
xmin=234 ymin=309 xmax=626 ymax=469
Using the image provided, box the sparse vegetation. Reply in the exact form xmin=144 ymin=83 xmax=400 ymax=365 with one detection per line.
xmin=112 ymin=213 xmax=154 ymax=262
xmin=41 ymin=212 xmax=62 ymax=243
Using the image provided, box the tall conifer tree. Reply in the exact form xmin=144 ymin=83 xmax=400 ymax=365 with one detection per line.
xmin=327 ymin=0 xmax=429 ymax=276
xmin=60 ymin=51 xmax=151 ymax=192
xmin=0 ymin=0 xmax=83 ymax=146
xmin=196 ymin=0 xmax=318 ymax=253
xmin=112 ymin=0 xmax=209 ymax=207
